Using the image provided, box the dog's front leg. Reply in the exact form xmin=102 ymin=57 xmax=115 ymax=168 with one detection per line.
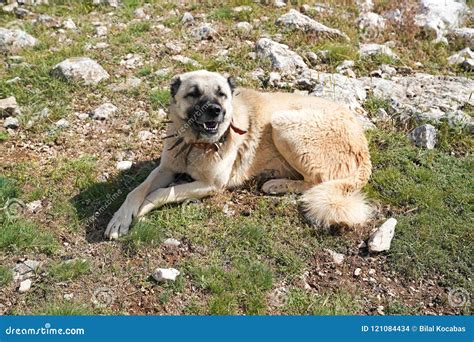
xmin=105 ymin=165 xmax=175 ymax=240
xmin=137 ymin=181 xmax=216 ymax=217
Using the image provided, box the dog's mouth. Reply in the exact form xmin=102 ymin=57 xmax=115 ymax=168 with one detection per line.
xmin=196 ymin=121 xmax=220 ymax=135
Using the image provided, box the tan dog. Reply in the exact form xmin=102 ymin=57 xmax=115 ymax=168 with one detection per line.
xmin=105 ymin=70 xmax=372 ymax=240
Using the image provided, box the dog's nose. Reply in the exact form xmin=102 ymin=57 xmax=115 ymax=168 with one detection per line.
xmin=207 ymin=103 xmax=222 ymax=117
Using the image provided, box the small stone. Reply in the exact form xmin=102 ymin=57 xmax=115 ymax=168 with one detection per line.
xmin=325 ymin=248 xmax=344 ymax=265
xmin=95 ymin=25 xmax=108 ymax=37
xmin=368 ymin=268 xmax=376 ymax=275
xmin=152 ymin=268 xmax=180 ymax=282
xmin=408 ymin=124 xmax=437 ymax=149
xmin=233 ymin=5 xmax=252 ymax=13
xmin=162 ymin=238 xmax=181 ymax=248
xmin=0 ymin=28 xmax=38 ymax=52
xmin=55 ymin=118 xmax=69 ymax=128
xmin=368 ymin=218 xmax=397 ymax=252
xmin=116 ymin=160 xmax=132 ymax=171
xmin=236 ymin=21 xmax=252 ymax=32
xmin=26 ymin=200 xmax=42 ymax=213
xmin=380 ymin=64 xmax=397 ymax=77
xmin=138 ymin=130 xmax=153 ymax=141
xmin=357 ymin=12 xmax=385 ymax=34
xmin=359 ymin=43 xmax=397 ymax=59
xmin=354 ymin=268 xmax=362 ymax=277
xmin=192 ymin=24 xmax=216 ymax=40
xmin=268 ymin=72 xmax=281 ymax=86
xmin=64 ymin=293 xmax=74 ymax=300
xmin=18 ymin=279 xmax=32 ymax=293
xmin=134 ymin=7 xmax=148 ymax=19
xmin=3 ymin=117 xmax=19 ymax=129
xmin=52 ymin=57 xmax=109 ymax=85
xmin=171 ymin=55 xmax=201 ymax=67
xmin=306 ymin=51 xmax=318 ymax=66
xmin=274 ymin=0 xmax=286 ymax=8
xmin=376 ymin=305 xmax=385 ymax=315
xmin=62 ymin=18 xmax=77 ymax=30
xmin=156 ymin=108 xmax=167 ymax=121
xmin=0 ymin=96 xmax=20 ymax=117
xmin=336 ymin=60 xmax=354 ymax=72
xmin=76 ymin=112 xmax=89 ymax=120
xmin=154 ymin=68 xmax=170 ymax=77
xmin=92 ymin=103 xmax=117 ymax=120
xmin=181 ymin=12 xmax=194 ymax=24
xmin=255 ymin=38 xmax=307 ymax=74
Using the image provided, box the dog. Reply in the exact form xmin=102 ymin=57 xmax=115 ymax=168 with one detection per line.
xmin=105 ymin=70 xmax=372 ymax=240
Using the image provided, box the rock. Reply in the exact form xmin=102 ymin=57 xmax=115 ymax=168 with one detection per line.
xmin=76 ymin=112 xmax=89 ymax=120
xmin=268 ymin=71 xmax=281 ymax=86
xmin=233 ymin=5 xmax=252 ymax=12
xmin=92 ymin=103 xmax=117 ymax=120
xmin=165 ymin=41 xmax=182 ymax=53
xmin=192 ymin=24 xmax=216 ymax=40
xmin=154 ymin=68 xmax=171 ymax=77
xmin=171 ymin=55 xmax=201 ymax=67
xmin=408 ymin=124 xmax=437 ymax=149
xmin=273 ymin=0 xmax=286 ymax=8
xmin=52 ymin=57 xmax=109 ymax=85
xmin=95 ymin=25 xmax=107 ymax=37
xmin=324 ymin=248 xmax=344 ymax=265
xmin=162 ymin=238 xmax=181 ymax=248
xmin=18 ymin=279 xmax=32 ymax=293
xmin=64 ymin=293 xmax=74 ymax=300
xmin=152 ymin=268 xmax=180 ymax=282
xmin=116 ymin=160 xmax=132 ymax=171
xmin=336 ymin=60 xmax=354 ymax=73
xmin=14 ymin=260 xmax=40 ymax=281
xmin=26 ymin=200 xmax=42 ymax=213
xmin=354 ymin=267 xmax=362 ymax=277
xmin=0 ymin=28 xmax=37 ymax=52
xmin=305 ymin=51 xmax=318 ymax=66
xmin=93 ymin=0 xmax=120 ymax=7
xmin=236 ymin=21 xmax=252 ymax=32
xmin=62 ymin=18 xmax=77 ymax=30
xmin=448 ymin=48 xmax=474 ymax=71
xmin=356 ymin=0 xmax=373 ymax=12
xmin=276 ymin=9 xmax=348 ymax=40
xmin=55 ymin=118 xmax=69 ymax=128
xmin=359 ymin=43 xmax=397 ymax=59
xmin=119 ymin=53 xmax=142 ymax=69
xmin=3 ymin=117 xmax=19 ymax=129
xmin=447 ymin=27 xmax=474 ymax=49
xmin=255 ymin=38 xmax=307 ymax=74
xmin=415 ymin=0 xmax=468 ymax=43
xmin=0 ymin=96 xmax=20 ymax=117
xmin=358 ymin=12 xmax=385 ymax=34
xmin=138 ymin=130 xmax=153 ymax=141
xmin=368 ymin=218 xmax=397 ymax=252
xmin=134 ymin=7 xmax=148 ymax=19
xmin=380 ymin=64 xmax=397 ymax=77
xmin=181 ymin=12 xmax=194 ymax=24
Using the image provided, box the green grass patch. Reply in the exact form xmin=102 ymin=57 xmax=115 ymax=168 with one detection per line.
xmin=367 ymin=130 xmax=473 ymax=291
xmin=150 ymin=88 xmax=171 ymax=109
xmin=49 ymin=259 xmax=91 ymax=281
xmin=32 ymin=302 xmax=95 ymax=315
xmin=0 ymin=265 xmax=13 ymax=287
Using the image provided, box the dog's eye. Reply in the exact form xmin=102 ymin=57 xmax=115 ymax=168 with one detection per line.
xmin=217 ymin=91 xmax=227 ymax=99
xmin=185 ymin=89 xmax=201 ymax=98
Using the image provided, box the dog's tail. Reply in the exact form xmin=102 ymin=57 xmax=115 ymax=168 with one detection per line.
xmin=300 ymin=159 xmax=372 ymax=228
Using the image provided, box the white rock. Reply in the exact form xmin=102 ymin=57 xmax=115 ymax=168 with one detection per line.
xmin=358 ymin=12 xmax=385 ymax=34
xmin=93 ymin=0 xmax=120 ymax=7
xmin=236 ymin=21 xmax=252 ymax=32
xmin=0 ymin=96 xmax=20 ymax=117
xmin=255 ymin=38 xmax=307 ymax=74
xmin=138 ymin=130 xmax=153 ymax=141
xmin=171 ymin=55 xmax=201 ymax=67
xmin=14 ymin=260 xmax=40 ymax=281
xmin=55 ymin=118 xmax=69 ymax=128
xmin=354 ymin=267 xmax=362 ymax=276
xmin=305 ymin=51 xmax=318 ymax=66
xmin=233 ymin=5 xmax=252 ymax=12
xmin=134 ymin=7 xmax=148 ymax=19
xmin=3 ymin=117 xmax=19 ymax=129
xmin=356 ymin=0 xmax=373 ymax=12
xmin=276 ymin=9 xmax=348 ymax=40
xmin=154 ymin=68 xmax=170 ymax=77
xmin=324 ymin=248 xmax=344 ymax=265
xmin=415 ymin=0 xmax=468 ymax=42
xmin=0 ymin=28 xmax=38 ymax=52
xmin=62 ymin=18 xmax=77 ymax=30
xmin=116 ymin=160 xmax=132 ymax=171
xmin=64 ymin=293 xmax=74 ymax=300
xmin=52 ymin=57 xmax=109 ymax=85
xmin=380 ymin=64 xmax=397 ymax=76
xmin=192 ymin=24 xmax=216 ymax=40
xmin=408 ymin=124 xmax=437 ymax=149
xmin=26 ymin=200 xmax=42 ymax=213
xmin=18 ymin=279 xmax=32 ymax=293
xmin=336 ymin=60 xmax=354 ymax=72
xmin=181 ymin=12 xmax=194 ymax=24
xmin=76 ymin=112 xmax=89 ymax=120
xmin=268 ymin=72 xmax=281 ymax=86
xmin=368 ymin=218 xmax=397 ymax=252
xmin=152 ymin=268 xmax=180 ymax=282
xmin=119 ymin=53 xmax=142 ymax=69
xmin=92 ymin=103 xmax=117 ymax=120
xmin=273 ymin=0 xmax=286 ymax=8
xmin=359 ymin=43 xmax=397 ymax=59
xmin=95 ymin=25 xmax=107 ymax=37
xmin=162 ymin=238 xmax=181 ymax=248
xmin=448 ymin=48 xmax=474 ymax=71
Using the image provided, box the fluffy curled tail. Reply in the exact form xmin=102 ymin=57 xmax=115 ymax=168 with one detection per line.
xmin=301 ymin=179 xmax=372 ymax=228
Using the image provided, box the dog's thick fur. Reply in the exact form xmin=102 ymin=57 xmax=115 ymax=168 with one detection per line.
xmin=105 ymin=70 xmax=372 ymax=240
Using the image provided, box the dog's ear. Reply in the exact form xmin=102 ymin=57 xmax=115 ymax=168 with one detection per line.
xmin=170 ymin=76 xmax=181 ymax=98
xmin=227 ymin=76 xmax=236 ymax=94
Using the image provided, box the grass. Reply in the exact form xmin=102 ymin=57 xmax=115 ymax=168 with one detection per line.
xmin=0 ymin=265 xmax=13 ymax=287
xmin=49 ymin=259 xmax=91 ymax=281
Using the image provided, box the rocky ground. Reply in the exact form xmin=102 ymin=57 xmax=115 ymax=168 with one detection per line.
xmin=0 ymin=0 xmax=472 ymax=315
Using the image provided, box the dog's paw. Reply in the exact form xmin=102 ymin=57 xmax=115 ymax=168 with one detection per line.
xmin=104 ymin=208 xmax=133 ymax=240
xmin=261 ymin=179 xmax=291 ymax=195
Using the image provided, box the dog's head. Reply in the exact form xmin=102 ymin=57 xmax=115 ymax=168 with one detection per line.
xmin=169 ymin=70 xmax=236 ymax=143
